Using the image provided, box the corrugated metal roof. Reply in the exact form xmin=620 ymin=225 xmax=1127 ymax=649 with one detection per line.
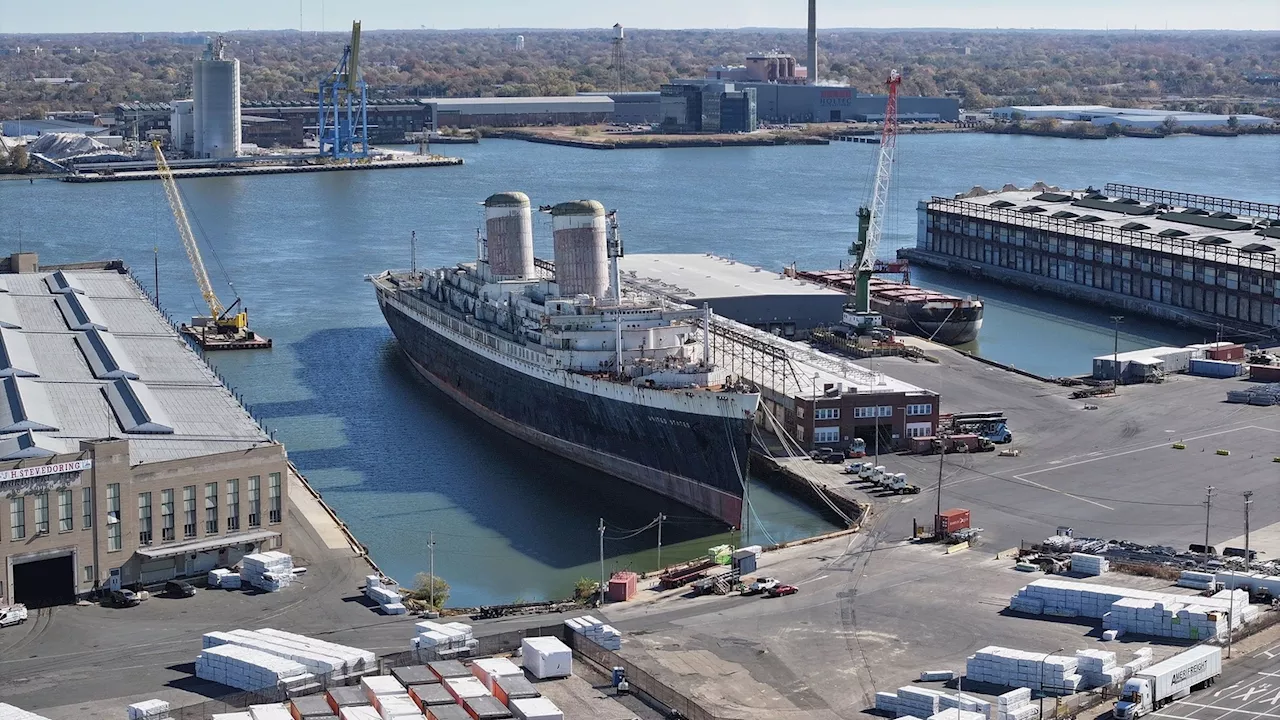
xmin=0 ymin=294 xmax=21 ymax=329
xmin=0 ymin=377 xmax=59 ymax=433
xmin=0 ymin=328 xmax=39 ymax=378
xmin=76 ymin=328 xmax=139 ymax=380
xmin=104 ymin=378 xmax=174 ymax=434
xmin=0 ymin=268 xmax=271 ymax=463
xmin=428 ymin=96 xmax=614 ymax=114
xmin=55 ymin=292 xmax=109 ymax=331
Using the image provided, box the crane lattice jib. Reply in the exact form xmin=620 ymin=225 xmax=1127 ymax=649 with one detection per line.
xmin=858 ymin=70 xmax=901 ymax=273
xmin=152 ymin=141 xmax=224 ymax=318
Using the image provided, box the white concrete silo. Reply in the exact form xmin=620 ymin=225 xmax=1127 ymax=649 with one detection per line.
xmin=551 ymin=200 xmax=609 ymax=299
xmin=193 ymin=37 xmax=241 ymax=159
xmin=484 ymin=192 xmax=535 ymax=279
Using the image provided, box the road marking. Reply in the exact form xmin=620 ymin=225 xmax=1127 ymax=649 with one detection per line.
xmin=799 ymin=575 xmax=829 ymax=585
xmin=1008 ymin=472 xmax=1114 ymax=510
xmin=1174 ymin=701 xmax=1280 ymax=718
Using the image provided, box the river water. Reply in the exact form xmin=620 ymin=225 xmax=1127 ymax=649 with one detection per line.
xmin=2 ymin=133 xmax=1276 ymax=604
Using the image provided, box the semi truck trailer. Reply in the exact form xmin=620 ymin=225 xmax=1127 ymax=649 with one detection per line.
xmin=1113 ymin=646 xmax=1221 ymax=719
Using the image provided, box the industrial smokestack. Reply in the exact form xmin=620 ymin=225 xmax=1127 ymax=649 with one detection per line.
xmin=807 ymin=0 xmax=818 ymax=85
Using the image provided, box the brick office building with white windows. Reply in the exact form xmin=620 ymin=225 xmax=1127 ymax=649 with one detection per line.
xmin=0 ymin=254 xmax=286 ymax=608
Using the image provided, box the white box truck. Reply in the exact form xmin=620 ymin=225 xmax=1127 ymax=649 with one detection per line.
xmin=1113 ymin=646 xmax=1221 ymax=719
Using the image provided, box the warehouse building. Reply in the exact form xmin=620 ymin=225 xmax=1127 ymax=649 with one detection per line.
xmin=619 ymin=253 xmax=940 ymax=452
xmin=424 ymin=96 xmax=614 ymax=129
xmin=678 ymin=79 xmax=959 ymax=123
xmin=991 ymin=105 xmax=1274 ymax=129
xmin=619 ymin=253 xmax=843 ymax=339
xmin=0 ymin=254 xmax=286 ymax=608
xmin=901 ymin=183 xmax=1280 ymax=337
xmin=659 ymin=83 xmax=759 ymax=133
xmin=578 ymin=91 xmax=662 ymax=124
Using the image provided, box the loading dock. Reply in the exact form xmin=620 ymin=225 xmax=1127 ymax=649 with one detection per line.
xmin=10 ymin=549 xmax=77 ymax=609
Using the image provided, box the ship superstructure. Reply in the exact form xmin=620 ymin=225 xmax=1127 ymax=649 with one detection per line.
xmin=372 ymin=193 xmax=759 ymax=525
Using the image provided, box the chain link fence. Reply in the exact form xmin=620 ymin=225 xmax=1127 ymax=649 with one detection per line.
xmin=567 ymin=632 xmax=722 ymax=720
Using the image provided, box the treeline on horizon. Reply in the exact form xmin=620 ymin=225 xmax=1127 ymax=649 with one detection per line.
xmin=1 ymin=28 xmax=1276 ymax=119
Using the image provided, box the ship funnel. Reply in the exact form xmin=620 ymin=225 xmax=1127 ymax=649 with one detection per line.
xmin=484 ymin=191 xmax=535 ymax=279
xmin=550 ymin=200 xmax=608 ymax=299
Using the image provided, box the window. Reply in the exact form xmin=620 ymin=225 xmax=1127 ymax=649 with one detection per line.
xmin=907 ymin=403 xmax=933 ymax=416
xmin=248 ymin=476 xmax=261 ymax=528
xmin=107 ymin=483 xmax=121 ymax=552
xmin=183 ymin=485 xmax=196 ymax=539
xmin=226 ymin=479 xmax=240 ymax=532
xmin=58 ymin=490 xmax=72 ymax=532
xmin=268 ymin=473 xmax=282 ymax=524
xmin=812 ymin=426 xmax=841 ymax=444
xmin=83 ymin=565 xmax=95 ymax=583
xmin=205 ymin=482 xmax=218 ymax=535
xmin=9 ymin=498 xmax=24 ymax=540
xmin=82 ymin=487 xmax=92 ymax=529
xmin=878 ymin=406 xmax=893 ymax=417
xmin=161 ymin=489 xmax=175 ymax=542
xmin=34 ymin=493 xmax=48 ymax=535
xmin=138 ymin=492 xmax=152 ymax=545
xmin=906 ymin=424 xmax=933 ymax=438
xmin=814 ymin=407 xmax=840 ymax=420
xmin=854 ymin=406 xmax=875 ymax=419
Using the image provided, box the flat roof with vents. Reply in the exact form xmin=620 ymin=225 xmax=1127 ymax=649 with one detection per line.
xmin=935 ymin=186 xmax=1277 ymax=272
xmin=0 ymin=263 xmax=272 ymax=464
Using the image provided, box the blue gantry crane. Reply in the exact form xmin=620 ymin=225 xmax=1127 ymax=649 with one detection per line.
xmin=318 ymin=21 xmax=369 ymax=159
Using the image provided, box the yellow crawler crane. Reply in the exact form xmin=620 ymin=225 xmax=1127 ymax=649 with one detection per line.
xmin=152 ymin=140 xmax=266 ymax=348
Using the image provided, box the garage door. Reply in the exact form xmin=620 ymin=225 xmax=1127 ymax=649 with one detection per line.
xmin=13 ymin=554 xmax=75 ymax=608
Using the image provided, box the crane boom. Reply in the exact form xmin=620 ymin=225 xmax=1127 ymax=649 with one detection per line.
xmin=849 ymin=70 xmax=901 ymax=315
xmin=152 ymin=140 xmax=224 ymax=319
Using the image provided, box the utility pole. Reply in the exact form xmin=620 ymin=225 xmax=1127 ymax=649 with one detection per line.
xmin=656 ymin=513 xmax=666 ymax=571
xmin=1204 ymin=486 xmax=1215 ymax=554
xmin=1110 ymin=315 xmax=1124 ymax=389
xmin=1244 ymin=491 xmax=1253 ymax=570
xmin=934 ymin=435 xmax=947 ymax=535
xmin=410 ymin=230 xmax=417 ymax=277
xmin=598 ymin=518 xmax=606 ymax=607
xmin=427 ymin=530 xmax=436 ymax=611
xmin=153 ymin=246 xmax=159 ymax=307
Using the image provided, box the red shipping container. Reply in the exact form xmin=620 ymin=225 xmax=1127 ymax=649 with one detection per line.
xmin=1249 ymin=365 xmax=1280 ymax=382
xmin=607 ymin=571 xmax=638 ymax=602
xmin=1208 ymin=344 xmax=1245 ymax=361
xmin=936 ymin=508 xmax=970 ymax=533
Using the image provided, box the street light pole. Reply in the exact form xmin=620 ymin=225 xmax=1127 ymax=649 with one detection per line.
xmin=598 ymin=518 xmax=606 ymax=607
xmin=1204 ymin=486 xmax=1215 ymax=554
xmin=656 ymin=513 xmax=666 ymax=571
xmin=1040 ymin=647 xmax=1064 ymax=720
xmin=1244 ymin=491 xmax=1253 ymax=571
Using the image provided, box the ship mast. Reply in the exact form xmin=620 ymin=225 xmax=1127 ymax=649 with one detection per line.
xmin=608 ymin=211 xmax=624 ymax=376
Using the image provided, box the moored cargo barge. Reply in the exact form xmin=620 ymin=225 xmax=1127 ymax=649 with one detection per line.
xmin=898 ymin=183 xmax=1279 ymax=340
xmin=787 ymin=268 xmax=984 ymax=345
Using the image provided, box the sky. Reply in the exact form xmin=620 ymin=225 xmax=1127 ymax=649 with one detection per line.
xmin=0 ymin=0 xmax=1277 ymax=33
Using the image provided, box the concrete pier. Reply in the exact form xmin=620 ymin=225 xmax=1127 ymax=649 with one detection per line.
xmin=63 ymin=155 xmax=463 ymax=183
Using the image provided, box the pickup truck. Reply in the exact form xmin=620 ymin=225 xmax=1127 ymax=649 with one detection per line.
xmin=743 ymin=577 xmax=779 ymax=595
xmin=1113 ymin=646 xmax=1221 ymax=719
xmin=0 ymin=604 xmax=27 ymax=627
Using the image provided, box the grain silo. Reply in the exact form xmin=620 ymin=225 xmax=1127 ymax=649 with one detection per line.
xmin=484 ymin=192 xmax=535 ymax=279
xmin=551 ymin=200 xmax=608 ymax=299
xmin=193 ymin=37 xmax=241 ymax=159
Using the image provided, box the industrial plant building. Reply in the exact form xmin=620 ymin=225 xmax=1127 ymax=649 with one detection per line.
xmin=0 ymin=254 xmax=287 ymax=609
xmin=619 ymin=253 xmax=940 ymax=452
xmin=991 ymin=105 xmax=1274 ymax=129
xmin=659 ymin=84 xmax=758 ymax=133
xmin=424 ymin=96 xmax=614 ymax=129
xmin=900 ymin=183 xmax=1280 ymax=337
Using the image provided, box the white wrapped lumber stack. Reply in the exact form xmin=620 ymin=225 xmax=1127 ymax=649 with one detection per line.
xmin=253 ymin=628 xmax=376 ymax=670
xmin=966 ymin=646 xmax=1081 ymax=694
xmin=1075 ymin=649 xmax=1125 ymax=689
xmin=1177 ymin=571 xmax=1217 ymax=591
xmin=995 ymin=688 xmax=1038 ymax=720
xmin=939 ymin=693 xmax=991 ymax=715
xmin=895 ymin=687 xmax=945 ymax=718
xmin=1010 ymin=579 xmax=1258 ymax=632
xmin=565 ymin=615 xmax=622 ymax=650
xmin=929 ymin=709 xmax=986 ymax=720
xmin=1070 ymin=553 xmax=1108 ymax=576
xmin=126 ymin=699 xmax=171 ymax=720
xmin=875 ymin=691 xmax=901 ymax=715
xmin=521 ymin=637 xmax=572 ymax=679
xmin=195 ymin=644 xmax=311 ymax=691
xmin=241 ymin=552 xmax=294 ymax=592
xmin=1103 ymin=598 xmax=1228 ymax=640
xmin=247 ymin=705 xmax=292 ymax=720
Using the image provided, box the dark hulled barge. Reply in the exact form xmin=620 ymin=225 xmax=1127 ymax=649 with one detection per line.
xmin=788 ymin=268 xmax=984 ymax=345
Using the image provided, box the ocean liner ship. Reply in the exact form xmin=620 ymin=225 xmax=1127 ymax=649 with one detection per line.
xmin=371 ymin=193 xmax=760 ymax=526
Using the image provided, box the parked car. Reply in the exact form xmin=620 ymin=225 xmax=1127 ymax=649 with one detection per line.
xmin=0 ymin=604 xmax=27 ymax=627
xmin=744 ymin=577 xmax=779 ymax=595
xmin=105 ymin=589 xmax=140 ymax=608
xmin=164 ymin=580 xmax=196 ymax=598
xmin=766 ymin=584 xmax=799 ymax=598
